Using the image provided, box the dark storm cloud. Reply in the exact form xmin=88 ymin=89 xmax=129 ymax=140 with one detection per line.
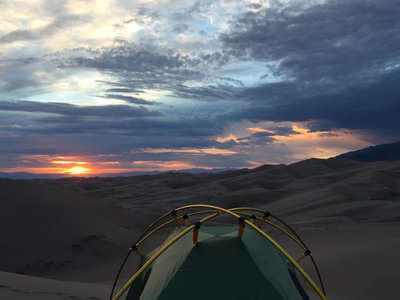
xmin=0 ymin=99 xmax=228 ymax=149
xmin=0 ymin=123 xmax=224 ymax=155
xmin=227 ymin=68 xmax=400 ymax=139
xmin=0 ymin=100 xmax=161 ymax=118
xmin=29 ymin=116 xmax=226 ymax=138
xmin=221 ymin=0 xmax=400 ymax=81
xmin=0 ymin=105 xmax=229 ymax=156
xmin=215 ymin=0 xmax=400 ymax=140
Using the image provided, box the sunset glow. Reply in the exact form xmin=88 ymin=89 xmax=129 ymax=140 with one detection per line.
xmin=51 ymin=161 xmax=88 ymax=165
xmin=50 ymin=159 xmax=92 ymax=175
xmin=248 ymin=127 xmax=275 ymax=134
xmin=140 ymin=148 xmax=238 ymax=155
xmin=1 ymin=0 xmax=398 ymax=177
xmin=65 ymin=167 xmax=91 ymax=175
xmin=216 ymin=134 xmax=241 ymax=143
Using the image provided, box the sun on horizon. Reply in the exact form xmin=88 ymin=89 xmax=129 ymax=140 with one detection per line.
xmin=64 ymin=167 xmax=92 ymax=175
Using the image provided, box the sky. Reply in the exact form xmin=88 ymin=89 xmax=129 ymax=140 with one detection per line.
xmin=0 ymin=0 xmax=399 ymax=175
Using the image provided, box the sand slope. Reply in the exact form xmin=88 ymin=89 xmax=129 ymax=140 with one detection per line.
xmin=1 ymin=158 xmax=400 ymax=299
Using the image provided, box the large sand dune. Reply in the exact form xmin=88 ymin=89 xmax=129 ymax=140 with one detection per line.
xmin=1 ymin=158 xmax=400 ymax=299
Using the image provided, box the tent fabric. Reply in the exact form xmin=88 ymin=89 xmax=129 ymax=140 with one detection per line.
xmin=126 ymin=226 xmax=309 ymax=300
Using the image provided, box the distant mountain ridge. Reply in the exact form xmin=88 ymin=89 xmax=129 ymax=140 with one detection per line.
xmin=0 ymin=168 xmax=236 ymax=180
xmin=335 ymin=141 xmax=400 ymax=162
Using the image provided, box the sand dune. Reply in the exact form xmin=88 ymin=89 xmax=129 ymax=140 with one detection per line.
xmin=1 ymin=158 xmax=400 ymax=299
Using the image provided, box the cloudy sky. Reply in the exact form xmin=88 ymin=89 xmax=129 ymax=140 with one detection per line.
xmin=0 ymin=0 xmax=399 ymax=175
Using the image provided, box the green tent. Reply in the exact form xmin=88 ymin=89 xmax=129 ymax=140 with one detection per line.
xmin=127 ymin=226 xmax=309 ymax=300
xmin=110 ymin=205 xmax=326 ymax=300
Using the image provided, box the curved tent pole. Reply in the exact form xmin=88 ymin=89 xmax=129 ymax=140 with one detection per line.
xmin=108 ymin=210 xmax=171 ymax=300
xmin=176 ymin=205 xmax=327 ymax=300
xmin=111 ymin=205 xmax=327 ymax=300
xmin=230 ymin=207 xmax=326 ymax=295
xmin=109 ymin=207 xmax=309 ymax=299
xmin=110 ymin=206 xmax=327 ymax=299
xmin=112 ymin=211 xmax=221 ymax=300
xmin=109 ymin=209 xmax=220 ymax=300
xmin=234 ymin=211 xmax=305 ymax=249
xmin=137 ymin=210 xmax=220 ymax=245
xmin=269 ymin=213 xmax=326 ymax=295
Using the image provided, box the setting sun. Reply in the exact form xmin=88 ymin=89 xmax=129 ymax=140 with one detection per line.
xmin=66 ymin=167 xmax=91 ymax=175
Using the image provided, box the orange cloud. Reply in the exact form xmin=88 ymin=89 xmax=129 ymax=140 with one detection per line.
xmin=248 ymin=127 xmax=275 ymax=134
xmin=132 ymin=160 xmax=213 ymax=171
xmin=292 ymin=125 xmax=309 ymax=134
xmin=140 ymin=148 xmax=237 ymax=155
xmin=100 ymin=161 xmax=120 ymax=165
xmin=273 ymin=125 xmax=370 ymax=160
xmin=216 ymin=134 xmax=240 ymax=143
xmin=51 ymin=161 xmax=88 ymax=165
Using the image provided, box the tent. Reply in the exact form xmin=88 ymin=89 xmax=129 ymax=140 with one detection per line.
xmin=110 ymin=205 xmax=327 ymax=300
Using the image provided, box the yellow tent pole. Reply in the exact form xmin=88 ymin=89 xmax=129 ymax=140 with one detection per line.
xmin=244 ymin=219 xmax=327 ymax=300
xmin=173 ymin=204 xmax=327 ymax=299
xmin=230 ymin=207 xmax=266 ymax=214
xmin=109 ymin=210 xmax=174 ymax=300
xmin=270 ymin=213 xmax=326 ymax=295
xmin=110 ymin=210 xmax=177 ymax=297
xmin=108 ymin=250 xmax=132 ymax=300
xmin=231 ymin=207 xmax=326 ymax=295
xmin=112 ymin=225 xmax=195 ymax=300
xmin=109 ymin=210 xmax=220 ymax=300
xmin=137 ymin=210 xmax=220 ymax=245
xmin=235 ymin=211 xmax=305 ymax=249
xmin=111 ymin=205 xmax=327 ymax=300
xmin=135 ymin=211 xmax=172 ymax=243
xmin=112 ymin=211 xmax=222 ymax=300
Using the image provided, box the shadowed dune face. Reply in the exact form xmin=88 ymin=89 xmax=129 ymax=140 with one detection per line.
xmin=1 ymin=158 xmax=400 ymax=299
xmin=0 ymin=178 xmax=151 ymax=281
xmin=44 ymin=158 xmax=400 ymax=220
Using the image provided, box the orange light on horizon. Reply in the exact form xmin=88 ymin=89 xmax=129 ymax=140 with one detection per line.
xmin=51 ymin=160 xmax=88 ymax=165
xmin=132 ymin=160 xmax=210 ymax=170
xmin=50 ymin=159 xmax=92 ymax=174
xmin=65 ymin=167 xmax=92 ymax=175
xmin=140 ymin=148 xmax=237 ymax=155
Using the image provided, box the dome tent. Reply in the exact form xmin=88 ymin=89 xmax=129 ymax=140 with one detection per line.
xmin=110 ymin=205 xmax=327 ymax=300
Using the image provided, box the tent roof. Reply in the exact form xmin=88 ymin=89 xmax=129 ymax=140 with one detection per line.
xmin=127 ymin=226 xmax=309 ymax=300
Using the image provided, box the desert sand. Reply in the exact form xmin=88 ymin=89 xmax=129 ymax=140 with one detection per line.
xmin=1 ymin=158 xmax=400 ymax=299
